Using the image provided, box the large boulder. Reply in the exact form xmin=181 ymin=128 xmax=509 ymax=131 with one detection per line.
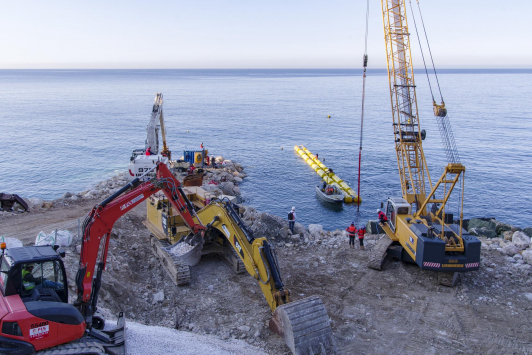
xmin=308 ymin=224 xmax=323 ymax=240
xmin=28 ymin=197 xmax=44 ymax=209
xmin=502 ymin=231 xmax=513 ymax=241
xmin=512 ymin=231 xmax=531 ymax=250
xmin=468 ymin=218 xmax=496 ymax=231
xmin=522 ymin=250 xmax=532 ymax=265
xmin=248 ymin=212 xmax=286 ymax=240
xmin=219 ymin=181 xmax=235 ymax=196
xmin=494 ymin=220 xmax=513 ymax=235
xmin=293 ymin=223 xmax=306 ymax=236
xmin=366 ymin=220 xmax=384 ymax=234
xmin=502 ymin=243 xmax=520 ymax=256
xmin=473 ymin=227 xmax=498 ymax=239
xmin=468 ymin=219 xmax=497 ymax=238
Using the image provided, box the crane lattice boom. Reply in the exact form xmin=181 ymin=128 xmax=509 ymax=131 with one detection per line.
xmin=382 ymin=0 xmax=432 ymax=209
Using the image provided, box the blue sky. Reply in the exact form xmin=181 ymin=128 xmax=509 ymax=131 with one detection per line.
xmin=0 ymin=0 xmax=529 ymax=69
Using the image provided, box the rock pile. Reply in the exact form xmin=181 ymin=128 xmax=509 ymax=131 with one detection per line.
xmin=1 ymin=157 xmax=248 ymax=218
xmin=78 ymin=173 xmax=130 ymax=200
xmin=480 ymin=232 xmax=532 ymax=268
xmin=466 ymin=217 xmax=531 ymax=239
xmin=236 ymin=205 xmax=382 ymax=251
xmin=199 ymin=157 xmax=247 ymax=197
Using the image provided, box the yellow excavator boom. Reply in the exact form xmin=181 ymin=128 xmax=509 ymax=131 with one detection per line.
xmin=146 ymin=194 xmax=337 ymax=354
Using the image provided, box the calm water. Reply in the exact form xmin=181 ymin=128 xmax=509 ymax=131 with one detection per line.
xmin=1 ymin=69 xmax=531 ymax=230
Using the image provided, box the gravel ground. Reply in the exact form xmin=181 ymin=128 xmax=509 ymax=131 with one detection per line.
xmin=122 ymin=321 xmax=267 ymax=355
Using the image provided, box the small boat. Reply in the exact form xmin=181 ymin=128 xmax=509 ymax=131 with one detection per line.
xmin=315 ymin=185 xmax=343 ymax=204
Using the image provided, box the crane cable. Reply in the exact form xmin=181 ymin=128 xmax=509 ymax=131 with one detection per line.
xmin=409 ymin=0 xmax=462 ymax=217
xmin=416 ymin=0 xmax=444 ymax=103
xmin=356 ymin=0 xmax=370 ymax=213
xmin=408 ymin=0 xmax=433 ymax=102
xmin=408 ymin=0 xmax=444 ymax=103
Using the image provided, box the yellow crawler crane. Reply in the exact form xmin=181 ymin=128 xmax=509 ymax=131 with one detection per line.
xmin=369 ymin=0 xmax=480 ymax=286
xmin=145 ymin=194 xmax=337 ymax=355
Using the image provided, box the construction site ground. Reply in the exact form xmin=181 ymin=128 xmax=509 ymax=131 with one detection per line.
xmin=2 ymin=199 xmax=532 ymax=355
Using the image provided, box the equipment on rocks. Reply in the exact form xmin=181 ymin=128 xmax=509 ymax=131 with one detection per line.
xmin=145 ymin=188 xmax=337 ymax=354
xmin=183 ymin=172 xmax=204 ymax=187
xmin=0 ymin=193 xmax=29 ymax=212
xmin=368 ymin=0 xmax=480 ymax=286
xmin=183 ymin=149 xmax=209 ymax=168
xmin=128 ymin=93 xmax=172 ymax=181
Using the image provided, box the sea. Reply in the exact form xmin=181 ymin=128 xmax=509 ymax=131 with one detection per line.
xmin=1 ymin=69 xmax=531 ymax=231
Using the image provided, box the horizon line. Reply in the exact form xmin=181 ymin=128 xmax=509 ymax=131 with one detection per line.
xmin=1 ymin=67 xmax=531 ymax=71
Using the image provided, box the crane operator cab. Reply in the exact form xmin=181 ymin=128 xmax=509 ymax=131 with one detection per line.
xmin=385 ymin=197 xmax=411 ymax=233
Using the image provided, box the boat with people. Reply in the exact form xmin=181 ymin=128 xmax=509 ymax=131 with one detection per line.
xmin=315 ymin=184 xmax=343 ymax=204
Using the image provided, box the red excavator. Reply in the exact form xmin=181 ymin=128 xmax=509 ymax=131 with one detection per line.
xmin=0 ymin=163 xmax=205 ymax=354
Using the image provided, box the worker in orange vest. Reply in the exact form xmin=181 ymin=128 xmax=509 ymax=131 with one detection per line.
xmin=345 ymin=222 xmax=357 ymax=249
xmin=357 ymin=226 xmax=366 ymax=250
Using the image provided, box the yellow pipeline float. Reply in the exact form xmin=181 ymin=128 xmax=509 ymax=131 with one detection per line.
xmin=294 ymin=145 xmax=361 ymax=203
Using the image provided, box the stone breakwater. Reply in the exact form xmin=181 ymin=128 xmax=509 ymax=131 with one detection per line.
xmin=0 ymin=156 xmax=246 ymax=216
xmin=467 ymin=218 xmax=532 ymax=267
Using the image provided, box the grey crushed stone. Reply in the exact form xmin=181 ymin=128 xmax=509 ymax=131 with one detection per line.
xmin=123 ymin=321 xmax=268 ymax=355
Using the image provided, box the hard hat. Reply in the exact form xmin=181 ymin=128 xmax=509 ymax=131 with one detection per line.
xmin=376 ymin=209 xmax=381 ymax=213
xmin=291 ymin=207 xmax=295 ymax=211
xmin=361 ymin=226 xmax=366 ymax=230
xmin=351 ymin=221 xmax=355 ymax=225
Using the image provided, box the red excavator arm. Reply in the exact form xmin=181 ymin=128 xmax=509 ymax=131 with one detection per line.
xmin=74 ymin=162 xmax=204 ymax=326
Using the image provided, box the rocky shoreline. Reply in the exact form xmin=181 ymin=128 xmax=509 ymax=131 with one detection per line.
xmin=2 ymin=157 xmax=532 ymax=271
xmin=1 ymin=156 xmax=247 ymax=215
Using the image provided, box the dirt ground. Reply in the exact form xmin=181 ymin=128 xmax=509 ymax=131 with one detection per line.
xmin=2 ymin=199 xmax=532 ymax=355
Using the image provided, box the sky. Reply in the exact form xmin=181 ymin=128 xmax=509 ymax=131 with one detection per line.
xmin=0 ymin=0 xmax=529 ymax=69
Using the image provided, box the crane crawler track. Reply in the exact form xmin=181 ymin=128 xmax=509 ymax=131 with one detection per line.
xmin=150 ymin=235 xmax=191 ymax=285
xmin=368 ymin=234 xmax=393 ymax=270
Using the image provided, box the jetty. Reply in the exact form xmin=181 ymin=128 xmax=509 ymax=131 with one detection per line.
xmin=294 ymin=145 xmax=360 ymax=203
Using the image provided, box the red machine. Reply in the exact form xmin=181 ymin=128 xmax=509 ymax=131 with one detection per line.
xmin=0 ymin=163 xmax=204 ymax=354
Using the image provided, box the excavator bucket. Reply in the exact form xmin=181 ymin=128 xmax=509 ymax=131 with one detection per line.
xmin=269 ymin=296 xmax=337 ymax=355
xmin=89 ymin=312 xmax=127 ymax=355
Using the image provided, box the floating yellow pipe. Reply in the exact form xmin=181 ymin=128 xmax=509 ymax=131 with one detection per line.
xmin=294 ymin=145 xmax=361 ymax=203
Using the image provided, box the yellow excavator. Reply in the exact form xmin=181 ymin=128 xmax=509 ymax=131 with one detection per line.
xmin=144 ymin=188 xmax=337 ymax=355
xmin=369 ymin=0 xmax=481 ymax=286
